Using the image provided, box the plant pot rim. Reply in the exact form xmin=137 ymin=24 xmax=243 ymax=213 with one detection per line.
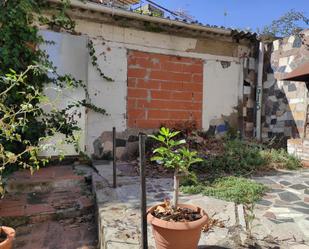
xmin=147 ymin=203 xmax=208 ymax=231
xmin=0 ymin=226 xmax=15 ymax=247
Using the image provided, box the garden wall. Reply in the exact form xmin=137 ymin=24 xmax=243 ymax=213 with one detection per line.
xmin=261 ymin=30 xmax=309 ymax=140
xmin=40 ymin=2 xmax=258 ymax=157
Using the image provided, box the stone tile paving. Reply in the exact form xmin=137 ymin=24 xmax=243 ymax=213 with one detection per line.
xmin=94 ymin=161 xmax=309 ymax=249
xmin=251 ymin=168 xmax=309 ymax=247
xmin=93 ymin=161 xmax=239 ymax=249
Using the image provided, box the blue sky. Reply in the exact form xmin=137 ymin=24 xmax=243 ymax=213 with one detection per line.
xmin=139 ymin=0 xmax=309 ymax=32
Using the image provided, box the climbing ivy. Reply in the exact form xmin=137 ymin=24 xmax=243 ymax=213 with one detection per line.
xmin=0 ymin=0 xmax=110 ymax=180
xmin=87 ymin=40 xmax=113 ymax=82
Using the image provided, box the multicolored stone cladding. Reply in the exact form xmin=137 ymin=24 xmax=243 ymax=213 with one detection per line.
xmin=127 ymin=50 xmax=203 ymax=129
xmin=242 ymin=57 xmax=258 ymax=138
xmin=262 ymin=30 xmax=309 ymax=140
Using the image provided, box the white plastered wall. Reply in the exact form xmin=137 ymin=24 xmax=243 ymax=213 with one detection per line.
xmin=39 ymin=30 xmax=88 ymax=156
xmin=202 ymin=61 xmax=242 ymax=130
xmin=72 ymin=20 xmax=245 ymax=155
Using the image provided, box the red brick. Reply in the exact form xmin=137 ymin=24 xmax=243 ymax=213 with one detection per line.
xmin=136 ymin=79 xmax=161 ymax=89
xmin=192 ymin=74 xmax=203 ymax=82
xmin=150 ymin=53 xmax=169 ymax=63
xmin=135 ymin=58 xmax=152 ymax=68
xmin=127 ymin=78 xmax=136 ymax=87
xmin=168 ymin=111 xmax=192 ymax=120
xmin=128 ymin=68 xmax=147 ymax=78
xmin=136 ymin=99 xmax=151 ymax=108
xmin=161 ymin=62 xmax=183 ymax=72
xmin=127 ymin=88 xmax=148 ymax=98
xmin=127 ymin=50 xmax=203 ymax=129
xmin=183 ymin=83 xmax=203 ymax=92
xmin=127 ymin=99 xmax=136 ymax=109
xmin=135 ymin=119 xmax=161 ymax=128
xmin=151 ymin=90 xmax=172 ymax=99
xmin=193 ymin=92 xmax=203 ymax=102
xmin=128 ymin=109 xmax=145 ymax=119
xmin=160 ymin=82 xmax=183 ymax=90
xmin=148 ymin=110 xmax=170 ymax=119
xmin=172 ymin=91 xmax=193 ymax=101
xmin=183 ymin=64 xmax=203 ymax=73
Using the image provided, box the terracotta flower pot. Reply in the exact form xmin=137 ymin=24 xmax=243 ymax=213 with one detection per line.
xmin=147 ymin=204 xmax=208 ymax=249
xmin=0 ymin=226 xmax=15 ymax=249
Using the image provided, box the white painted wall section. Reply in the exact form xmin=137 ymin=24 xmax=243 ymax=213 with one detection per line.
xmin=85 ymin=40 xmax=127 ymax=155
xmin=202 ymin=60 xmax=241 ymax=130
xmin=39 ymin=31 xmax=88 ymax=156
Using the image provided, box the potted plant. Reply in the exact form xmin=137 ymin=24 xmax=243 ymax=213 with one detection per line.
xmin=147 ymin=127 xmax=208 ymax=249
xmin=0 ymin=227 xmax=15 ymax=249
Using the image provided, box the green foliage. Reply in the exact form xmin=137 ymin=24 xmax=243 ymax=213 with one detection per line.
xmin=0 ymin=0 xmax=109 ymax=193
xmin=39 ymin=0 xmax=76 ymax=32
xmin=149 ymin=127 xmax=203 ymax=175
xmin=87 ymin=40 xmax=113 ymax=82
xmin=260 ymin=148 xmax=301 ymax=170
xmin=0 ymin=67 xmax=54 ymax=196
xmin=181 ymin=176 xmax=267 ymax=205
xmin=201 ymin=138 xmax=301 ymax=176
xmin=259 ymin=9 xmax=309 ymax=38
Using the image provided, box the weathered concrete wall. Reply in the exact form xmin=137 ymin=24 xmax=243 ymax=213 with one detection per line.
xmin=38 ymin=9 xmax=257 ymax=156
xmin=203 ymin=60 xmax=242 ymax=131
xmin=39 ymin=30 xmax=88 ymax=156
xmin=70 ymin=19 xmax=249 ymax=155
xmin=262 ymin=30 xmax=309 ymax=140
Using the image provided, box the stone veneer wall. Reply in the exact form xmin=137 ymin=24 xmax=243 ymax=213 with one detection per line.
xmin=261 ymin=30 xmax=309 ymax=141
xmin=242 ymin=55 xmax=259 ymax=138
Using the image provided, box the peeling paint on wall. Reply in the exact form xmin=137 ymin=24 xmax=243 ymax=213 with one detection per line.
xmin=220 ymin=61 xmax=231 ymax=69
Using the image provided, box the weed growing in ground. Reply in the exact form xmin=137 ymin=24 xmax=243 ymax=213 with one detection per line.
xmin=181 ymin=176 xmax=267 ymax=205
xmin=200 ymin=138 xmax=301 ymax=176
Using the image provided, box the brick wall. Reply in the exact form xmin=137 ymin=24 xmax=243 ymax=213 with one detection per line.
xmin=127 ymin=50 xmax=203 ymax=129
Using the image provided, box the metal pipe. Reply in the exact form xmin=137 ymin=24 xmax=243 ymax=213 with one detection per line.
xmin=256 ymin=42 xmax=264 ymax=141
xmin=112 ymin=127 xmax=117 ymax=188
xmin=48 ymin=0 xmax=232 ymax=36
xmin=139 ymin=133 xmax=148 ymax=249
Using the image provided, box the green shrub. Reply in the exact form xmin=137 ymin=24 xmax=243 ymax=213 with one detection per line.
xmin=201 ymin=138 xmax=301 ymax=176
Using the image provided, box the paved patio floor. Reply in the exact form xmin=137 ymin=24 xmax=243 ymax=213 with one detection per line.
xmin=93 ymin=161 xmax=309 ymax=249
xmin=251 ymin=169 xmax=309 ymax=248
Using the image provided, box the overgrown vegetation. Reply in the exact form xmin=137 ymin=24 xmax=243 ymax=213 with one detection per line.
xmin=200 ymin=138 xmax=301 ymax=176
xmin=0 ymin=66 xmax=55 ymax=195
xmin=0 ymin=0 xmax=109 ymax=192
xmin=181 ymin=176 xmax=267 ymax=205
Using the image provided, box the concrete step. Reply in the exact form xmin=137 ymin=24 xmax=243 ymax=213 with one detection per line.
xmin=0 ymin=165 xmax=95 ymax=228
xmin=0 ymin=186 xmax=94 ymax=227
xmin=13 ymin=217 xmax=97 ymax=249
xmin=6 ymin=166 xmax=85 ymax=193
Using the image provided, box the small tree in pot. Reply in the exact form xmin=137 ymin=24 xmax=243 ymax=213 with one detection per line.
xmin=148 ymin=127 xmax=208 ymax=249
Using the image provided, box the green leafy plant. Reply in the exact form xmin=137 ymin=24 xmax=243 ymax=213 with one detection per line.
xmin=0 ymin=66 xmax=60 ymax=196
xmin=149 ymin=127 xmax=203 ymax=207
xmin=0 ymin=0 xmax=110 ymax=185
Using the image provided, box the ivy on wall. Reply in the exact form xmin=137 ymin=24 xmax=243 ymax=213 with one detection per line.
xmin=0 ymin=0 xmax=110 ymax=178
